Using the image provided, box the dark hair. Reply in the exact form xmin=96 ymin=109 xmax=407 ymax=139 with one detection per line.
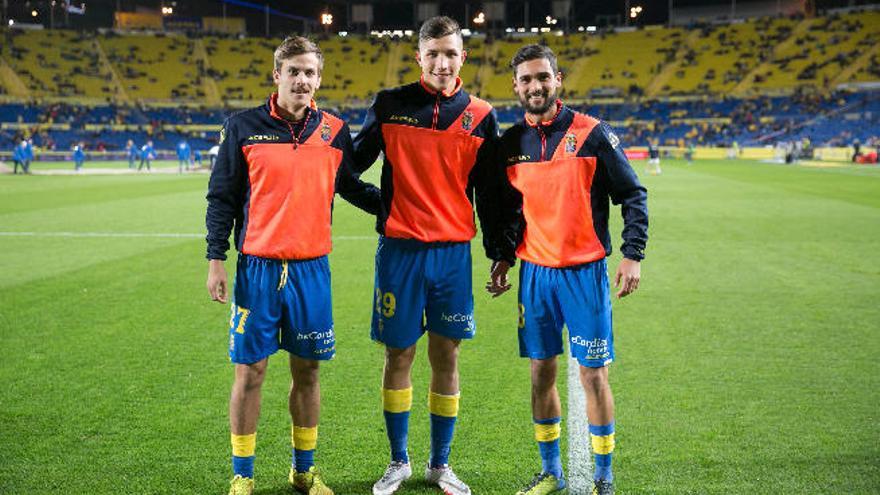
xmin=510 ymin=44 xmax=558 ymax=75
xmin=418 ymin=16 xmax=461 ymax=44
xmin=274 ymin=35 xmax=323 ymax=72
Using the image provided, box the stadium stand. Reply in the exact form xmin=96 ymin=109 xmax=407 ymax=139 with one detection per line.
xmin=99 ymin=32 xmax=201 ymax=101
xmin=1 ymin=8 xmax=878 ymax=160
xmin=203 ymin=36 xmax=276 ymax=102
xmin=749 ymin=11 xmax=880 ymax=91
xmin=664 ymin=16 xmax=798 ymax=95
xmin=4 ymin=29 xmax=119 ymax=100
xmin=569 ymin=26 xmax=685 ymax=99
xmin=316 ymin=34 xmax=392 ymax=104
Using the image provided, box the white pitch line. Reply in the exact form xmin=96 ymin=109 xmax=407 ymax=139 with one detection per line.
xmin=567 ymin=352 xmax=593 ymax=494
xmin=0 ymin=231 xmax=376 ymax=240
xmin=0 ymin=231 xmax=202 ymax=238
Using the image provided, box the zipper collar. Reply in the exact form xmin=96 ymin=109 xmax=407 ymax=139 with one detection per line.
xmin=267 ymin=93 xmax=317 ymax=150
xmin=268 ymin=92 xmax=317 ymax=122
xmin=524 ymin=99 xmax=564 ymax=129
xmin=419 ymin=75 xmax=463 ymax=98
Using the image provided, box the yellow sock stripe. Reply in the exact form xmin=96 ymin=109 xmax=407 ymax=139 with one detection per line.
xmin=231 ymin=433 xmax=256 ymax=457
xmin=534 ymin=423 xmax=561 ymax=443
xmin=428 ymin=391 xmax=460 ymax=417
xmin=591 ymin=432 xmax=616 ymax=455
xmin=291 ymin=425 xmax=318 ymax=451
xmin=383 ymin=387 xmax=413 ymax=413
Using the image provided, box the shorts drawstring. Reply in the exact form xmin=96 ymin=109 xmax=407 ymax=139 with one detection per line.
xmin=278 ymin=260 xmax=289 ymax=291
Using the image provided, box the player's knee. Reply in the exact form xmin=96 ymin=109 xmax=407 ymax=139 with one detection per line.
xmin=427 ymin=336 xmax=460 ymax=370
xmin=530 ymin=358 xmax=557 ymax=392
xmin=235 ymin=362 xmax=268 ymax=390
xmin=428 ymin=348 xmax=459 ymax=376
xmin=579 ymin=365 xmax=609 ymax=392
xmin=385 ymin=345 xmax=417 ymax=371
xmin=291 ymin=359 xmax=321 ymax=386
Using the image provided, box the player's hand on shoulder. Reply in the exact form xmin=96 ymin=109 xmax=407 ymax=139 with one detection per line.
xmin=486 ymin=260 xmax=512 ymax=298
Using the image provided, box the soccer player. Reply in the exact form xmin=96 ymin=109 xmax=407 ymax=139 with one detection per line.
xmin=138 ymin=140 xmax=154 ymax=171
xmin=685 ymin=141 xmax=695 ymax=165
xmin=12 ymin=140 xmax=26 ymax=174
xmin=24 ymin=138 xmax=34 ymax=172
xmin=487 ymin=44 xmax=648 ymax=495
xmin=205 ymin=35 xmax=379 ymax=495
xmin=72 ymin=142 xmax=85 ymax=171
xmin=177 ymin=138 xmax=191 ymax=173
xmin=126 ymin=139 xmax=138 ymax=169
xmin=647 ymin=138 xmax=661 ymax=175
xmin=353 ymin=16 xmax=501 ymax=495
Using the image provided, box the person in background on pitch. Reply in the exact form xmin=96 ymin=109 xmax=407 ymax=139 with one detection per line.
xmin=138 ymin=140 xmax=154 ymax=172
xmin=126 ymin=139 xmax=138 ymax=169
xmin=177 ymin=138 xmax=192 ymax=173
xmin=353 ymin=15 xmax=503 ymax=495
xmin=206 ymin=35 xmax=379 ymax=495
xmin=487 ymin=44 xmax=649 ymax=495
xmin=12 ymin=139 xmax=27 ymax=174
xmin=647 ymin=138 xmax=661 ymax=175
xmin=72 ymin=142 xmax=85 ymax=171
xmin=24 ymin=138 xmax=34 ymax=171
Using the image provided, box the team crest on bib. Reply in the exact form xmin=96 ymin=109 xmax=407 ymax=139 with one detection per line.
xmin=608 ymin=130 xmax=620 ymax=149
xmin=320 ymin=122 xmax=332 ymax=142
xmin=565 ymin=133 xmax=577 ymax=153
xmin=461 ymin=111 xmax=474 ymax=131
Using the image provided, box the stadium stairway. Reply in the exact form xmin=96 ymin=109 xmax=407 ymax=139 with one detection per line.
xmin=645 ymin=29 xmax=701 ymax=98
xmin=193 ymin=39 xmax=222 ymax=106
xmin=92 ymin=38 xmax=130 ymax=104
xmin=831 ymin=41 xmax=880 ymax=87
xmin=475 ymin=41 xmax=499 ymax=97
xmin=561 ymin=36 xmax=599 ymax=97
xmin=731 ymin=18 xmax=811 ymax=96
xmin=384 ymin=42 xmax=405 ymax=90
xmin=0 ymin=57 xmax=30 ymax=98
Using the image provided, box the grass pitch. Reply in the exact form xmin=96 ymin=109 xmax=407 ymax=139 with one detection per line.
xmin=0 ymin=159 xmax=878 ymax=494
xmin=13 ymin=159 xmax=187 ymax=171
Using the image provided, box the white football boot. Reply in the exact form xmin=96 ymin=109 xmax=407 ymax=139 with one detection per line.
xmin=424 ymin=463 xmax=472 ymax=495
xmin=372 ymin=460 xmax=412 ymax=495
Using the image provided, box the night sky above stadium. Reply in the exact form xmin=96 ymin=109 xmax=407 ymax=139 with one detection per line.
xmin=4 ymin=0 xmax=874 ymax=34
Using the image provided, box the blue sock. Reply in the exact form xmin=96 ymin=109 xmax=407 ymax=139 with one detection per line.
xmin=384 ymin=410 xmax=410 ymax=463
xmin=292 ymin=448 xmax=314 ymax=473
xmin=589 ymin=422 xmax=615 ymax=482
xmin=595 ymin=452 xmax=613 ymax=481
xmin=535 ymin=417 xmax=563 ymax=478
xmin=232 ymin=455 xmax=254 ymax=478
xmin=429 ymin=414 xmax=457 ymax=467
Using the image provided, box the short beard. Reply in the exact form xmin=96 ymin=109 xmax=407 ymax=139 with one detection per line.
xmin=520 ymin=89 xmax=557 ymax=116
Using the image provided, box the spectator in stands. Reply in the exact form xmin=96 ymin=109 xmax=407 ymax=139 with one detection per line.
xmin=139 ymin=140 xmax=154 ymax=172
